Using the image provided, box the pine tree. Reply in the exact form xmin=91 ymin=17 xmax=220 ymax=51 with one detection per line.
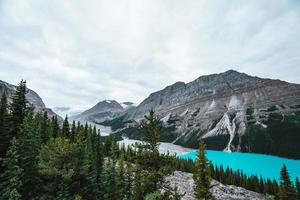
xmin=138 ymin=110 xmax=163 ymax=192
xmin=132 ymin=162 xmax=144 ymax=200
xmin=62 ymin=116 xmax=70 ymax=138
xmin=116 ymin=157 xmax=126 ymax=199
xmin=295 ymin=178 xmax=300 ymax=200
xmin=0 ymin=137 xmax=24 ymax=200
xmin=56 ymin=182 xmax=70 ymax=200
xmin=40 ymin=111 xmax=51 ymax=144
xmin=70 ymin=121 xmax=76 ymax=142
xmin=193 ymin=140 xmax=213 ymax=200
xmin=0 ymin=93 xmax=11 ymax=158
xmin=278 ymin=165 xmax=296 ymax=200
xmin=51 ymin=116 xmax=60 ymax=138
xmin=11 ymin=80 xmax=28 ymax=138
xmin=101 ymin=159 xmax=118 ymax=200
xmin=18 ymin=110 xmax=43 ymax=199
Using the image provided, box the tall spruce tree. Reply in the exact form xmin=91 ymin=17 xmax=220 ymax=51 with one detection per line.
xmin=51 ymin=116 xmax=60 ymax=138
xmin=0 ymin=137 xmax=24 ymax=200
xmin=11 ymin=80 xmax=28 ymax=138
xmin=0 ymin=93 xmax=10 ymax=158
xmin=193 ymin=140 xmax=213 ymax=200
xmin=18 ymin=110 xmax=43 ymax=199
xmin=278 ymin=165 xmax=296 ymax=200
xmin=62 ymin=116 xmax=70 ymax=138
xmin=132 ymin=162 xmax=144 ymax=200
xmin=138 ymin=110 xmax=163 ymax=192
xmin=40 ymin=111 xmax=51 ymax=144
xmin=295 ymin=178 xmax=300 ymax=200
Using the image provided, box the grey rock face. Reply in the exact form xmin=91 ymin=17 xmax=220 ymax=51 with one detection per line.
xmin=118 ymin=70 xmax=300 ymax=157
xmin=71 ymin=100 xmax=124 ymax=123
xmin=0 ymin=80 xmax=60 ymax=119
xmin=166 ymin=171 xmax=271 ymax=200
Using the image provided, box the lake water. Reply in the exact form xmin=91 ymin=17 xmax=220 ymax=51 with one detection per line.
xmin=179 ymin=150 xmax=300 ymax=183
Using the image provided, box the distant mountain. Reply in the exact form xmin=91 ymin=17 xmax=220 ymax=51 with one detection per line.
xmin=106 ymin=70 xmax=300 ymax=159
xmin=71 ymin=100 xmax=124 ymax=123
xmin=52 ymin=106 xmax=83 ymax=118
xmin=120 ymin=102 xmax=136 ymax=110
xmin=0 ymin=80 xmax=61 ymax=120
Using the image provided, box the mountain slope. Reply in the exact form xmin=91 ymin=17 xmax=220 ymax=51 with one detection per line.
xmin=71 ymin=100 xmax=124 ymax=123
xmin=0 ymin=80 xmax=60 ymax=119
xmin=112 ymin=70 xmax=300 ymax=158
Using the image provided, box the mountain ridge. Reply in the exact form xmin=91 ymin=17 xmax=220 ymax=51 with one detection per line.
xmin=104 ymin=69 xmax=300 ymax=159
xmin=0 ymin=80 xmax=61 ymax=120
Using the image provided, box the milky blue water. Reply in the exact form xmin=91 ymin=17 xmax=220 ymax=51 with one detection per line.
xmin=179 ymin=150 xmax=300 ymax=182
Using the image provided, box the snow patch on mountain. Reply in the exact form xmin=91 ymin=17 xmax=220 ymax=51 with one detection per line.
xmin=228 ymin=95 xmax=240 ymax=109
xmin=162 ymin=113 xmax=171 ymax=123
xmin=180 ymin=108 xmax=189 ymax=116
xmin=208 ymin=100 xmax=216 ymax=111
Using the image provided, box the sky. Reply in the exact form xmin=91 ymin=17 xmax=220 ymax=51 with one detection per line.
xmin=1 ymin=0 xmax=300 ymax=111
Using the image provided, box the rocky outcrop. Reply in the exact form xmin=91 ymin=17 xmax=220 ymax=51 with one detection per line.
xmin=0 ymin=80 xmax=60 ymax=120
xmin=113 ymin=70 xmax=300 ymax=158
xmin=71 ymin=100 xmax=124 ymax=123
xmin=166 ymin=171 xmax=272 ymax=200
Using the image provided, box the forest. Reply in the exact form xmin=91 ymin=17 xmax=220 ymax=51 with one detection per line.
xmin=0 ymin=80 xmax=299 ymax=200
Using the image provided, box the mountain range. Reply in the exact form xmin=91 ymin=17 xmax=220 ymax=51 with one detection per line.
xmin=2 ymin=69 xmax=299 ymax=159
xmin=94 ymin=70 xmax=300 ymax=159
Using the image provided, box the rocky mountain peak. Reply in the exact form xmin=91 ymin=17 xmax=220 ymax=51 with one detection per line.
xmin=71 ymin=100 xmax=124 ymax=123
xmin=0 ymin=79 xmax=60 ymax=120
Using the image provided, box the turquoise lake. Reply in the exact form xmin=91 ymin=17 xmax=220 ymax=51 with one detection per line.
xmin=179 ymin=150 xmax=300 ymax=182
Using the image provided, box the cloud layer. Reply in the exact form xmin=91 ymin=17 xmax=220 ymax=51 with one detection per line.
xmin=1 ymin=0 xmax=300 ymax=109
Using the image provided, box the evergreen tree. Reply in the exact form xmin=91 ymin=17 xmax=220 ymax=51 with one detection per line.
xmin=193 ymin=140 xmax=213 ymax=200
xmin=0 ymin=93 xmax=10 ymax=158
xmin=51 ymin=116 xmax=60 ymax=138
xmin=56 ymin=182 xmax=70 ymax=200
xmin=138 ymin=110 xmax=164 ymax=192
xmin=0 ymin=137 xmax=24 ymax=200
xmin=295 ymin=178 xmax=300 ymax=200
xmin=18 ymin=110 xmax=43 ymax=199
xmin=132 ymin=162 xmax=144 ymax=200
xmin=11 ymin=80 xmax=28 ymax=138
xmin=70 ymin=121 xmax=76 ymax=142
xmin=37 ymin=138 xmax=80 ymax=199
xmin=40 ymin=111 xmax=51 ymax=144
xmin=101 ymin=159 xmax=118 ymax=200
xmin=278 ymin=165 xmax=296 ymax=200
xmin=62 ymin=116 xmax=70 ymax=138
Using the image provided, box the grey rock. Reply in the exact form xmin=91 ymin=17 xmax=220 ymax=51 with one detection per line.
xmin=71 ymin=100 xmax=124 ymax=123
xmin=0 ymin=80 xmax=61 ymax=120
xmin=166 ymin=171 xmax=272 ymax=200
xmin=114 ymin=70 xmax=300 ymax=157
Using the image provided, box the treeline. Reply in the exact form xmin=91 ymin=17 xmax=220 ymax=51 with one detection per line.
xmin=174 ymin=149 xmax=300 ymax=199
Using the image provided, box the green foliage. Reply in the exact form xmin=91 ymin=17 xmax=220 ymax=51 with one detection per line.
xmin=37 ymin=137 xmax=79 ymax=181
xmin=62 ymin=116 xmax=70 ymax=138
xmin=4 ymin=81 xmax=294 ymax=200
xmin=0 ymin=93 xmax=11 ymax=158
xmin=0 ymin=137 xmax=24 ymax=200
xmin=193 ymin=140 xmax=213 ymax=200
xmin=296 ymin=178 xmax=300 ymax=200
xmin=11 ymin=80 xmax=28 ymax=137
xmin=278 ymin=165 xmax=296 ymax=200
xmin=56 ymin=182 xmax=70 ymax=200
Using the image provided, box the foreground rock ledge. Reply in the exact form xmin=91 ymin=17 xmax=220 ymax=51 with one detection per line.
xmin=166 ymin=171 xmax=273 ymax=200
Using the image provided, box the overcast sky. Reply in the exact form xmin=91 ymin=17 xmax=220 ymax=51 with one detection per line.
xmin=1 ymin=0 xmax=300 ymax=110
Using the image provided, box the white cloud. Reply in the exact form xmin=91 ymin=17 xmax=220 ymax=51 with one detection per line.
xmin=0 ymin=0 xmax=299 ymax=109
